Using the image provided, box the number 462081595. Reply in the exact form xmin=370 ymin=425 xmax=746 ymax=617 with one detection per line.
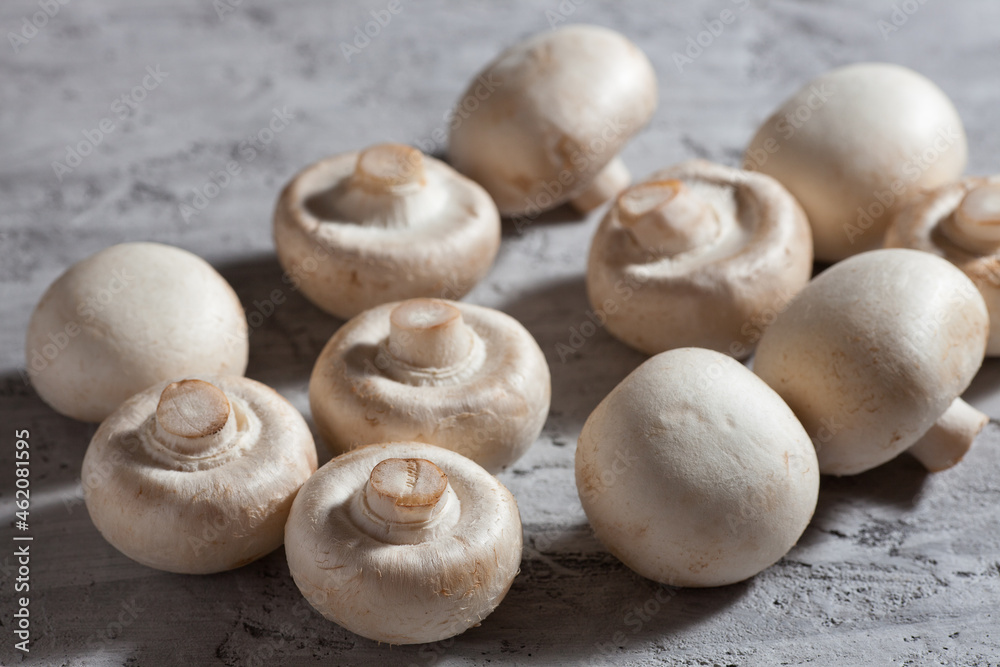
xmin=15 ymin=430 xmax=30 ymax=525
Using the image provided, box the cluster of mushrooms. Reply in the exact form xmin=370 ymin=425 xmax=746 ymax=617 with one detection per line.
xmin=25 ymin=24 xmax=997 ymax=644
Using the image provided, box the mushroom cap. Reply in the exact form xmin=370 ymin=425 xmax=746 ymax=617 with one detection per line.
xmin=885 ymin=176 xmax=1000 ymax=355
xmin=576 ymin=347 xmax=819 ymax=588
xmin=25 ymin=242 xmax=249 ymax=422
xmin=309 ymin=299 xmax=551 ymax=473
xmin=746 ymin=62 xmax=967 ymax=262
xmin=82 ymin=376 xmax=317 ymax=574
xmin=586 ymin=160 xmax=812 ymax=358
xmin=448 ymin=24 xmax=657 ymax=216
xmin=273 ymin=146 xmax=500 ymax=319
xmin=284 ymin=441 xmax=522 ymax=644
xmin=754 ymin=248 xmax=988 ymax=476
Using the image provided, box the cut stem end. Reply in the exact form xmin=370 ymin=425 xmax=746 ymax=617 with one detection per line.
xmin=365 ymin=458 xmax=448 ymax=525
xmin=154 ymin=379 xmax=236 ymax=457
xmin=353 ymin=456 xmax=461 ymax=545
xmin=388 ymin=299 xmax=474 ymax=369
xmin=908 ymin=398 xmax=988 ymax=472
xmin=617 ymin=179 xmax=719 ymax=256
xmin=353 ymin=143 xmax=426 ymax=193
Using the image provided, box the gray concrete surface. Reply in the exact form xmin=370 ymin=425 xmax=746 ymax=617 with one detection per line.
xmin=2 ymin=0 xmax=1000 ymax=665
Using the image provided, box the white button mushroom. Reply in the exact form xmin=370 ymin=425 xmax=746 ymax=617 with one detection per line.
xmin=885 ymin=177 xmax=1000 ymax=355
xmin=273 ymin=143 xmax=500 ymax=319
xmin=586 ymin=160 xmax=812 ymax=358
xmin=309 ymin=298 xmax=550 ymax=473
xmin=576 ymin=348 xmax=819 ymax=588
xmin=754 ymin=249 xmax=989 ymax=476
xmin=82 ymin=377 xmax=317 ymax=573
xmin=25 ymin=242 xmax=249 ymax=422
xmin=448 ymin=24 xmax=657 ymax=217
xmin=745 ymin=63 xmax=967 ymax=262
xmin=284 ymin=442 xmax=522 ymax=644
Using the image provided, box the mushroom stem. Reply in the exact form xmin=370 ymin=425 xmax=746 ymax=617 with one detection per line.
xmin=354 ymin=458 xmax=462 ymax=544
xmin=907 ymin=398 xmax=988 ymax=472
xmin=388 ymin=299 xmax=475 ymax=369
xmin=942 ymin=183 xmax=1000 ymax=254
xmin=336 ymin=143 xmax=440 ymax=229
xmin=353 ymin=143 xmax=426 ymax=192
xmin=617 ymin=179 xmax=720 ymax=256
xmin=365 ymin=458 xmax=448 ymax=524
xmin=154 ymin=379 xmax=237 ymax=457
xmin=570 ymin=157 xmax=631 ymax=213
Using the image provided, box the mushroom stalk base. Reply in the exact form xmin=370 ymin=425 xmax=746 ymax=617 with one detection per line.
xmin=907 ymin=398 xmax=988 ymax=472
xmin=388 ymin=299 xmax=474 ymax=369
xmin=570 ymin=157 xmax=631 ymax=213
xmin=352 ymin=458 xmax=461 ymax=544
xmin=154 ymin=379 xmax=237 ymax=458
xmin=331 ymin=143 xmax=444 ymax=229
xmin=617 ymin=179 xmax=718 ymax=256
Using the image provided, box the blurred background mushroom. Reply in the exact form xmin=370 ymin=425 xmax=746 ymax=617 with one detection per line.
xmin=886 ymin=177 xmax=1000 ymax=356
xmin=745 ymin=63 xmax=967 ymax=262
xmin=448 ymin=24 xmax=657 ymax=218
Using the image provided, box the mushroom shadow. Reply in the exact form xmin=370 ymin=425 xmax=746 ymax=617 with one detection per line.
xmin=802 ymin=453 xmax=929 ymax=547
xmin=823 ymin=453 xmax=929 ymax=508
xmin=0 ymin=370 xmax=94 ymax=534
xmin=498 ymin=275 xmax=648 ymax=432
xmin=214 ymin=253 xmax=343 ymax=392
xmin=0 ymin=369 xmax=95 ymax=452
xmin=255 ymin=525 xmax=749 ymax=665
xmin=465 ymin=528 xmax=750 ymax=663
xmin=215 ymin=254 xmax=343 ymax=463
xmin=960 ymin=358 xmax=1000 ymax=410
xmin=500 ymin=203 xmax=587 ymax=238
xmin=303 ymin=181 xmax=348 ymax=221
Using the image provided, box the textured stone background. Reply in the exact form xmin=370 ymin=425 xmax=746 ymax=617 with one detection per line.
xmin=2 ymin=0 xmax=1000 ymax=665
